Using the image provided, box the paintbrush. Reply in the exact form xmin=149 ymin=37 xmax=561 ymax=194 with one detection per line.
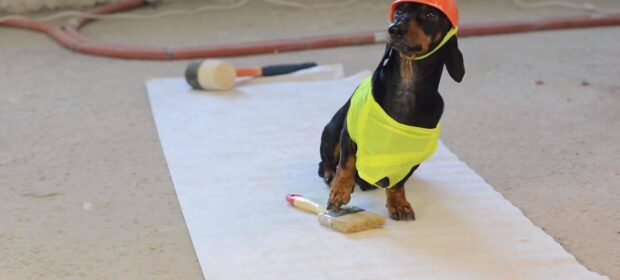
xmin=286 ymin=194 xmax=385 ymax=234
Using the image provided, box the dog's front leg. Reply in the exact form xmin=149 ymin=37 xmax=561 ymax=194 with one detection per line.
xmin=386 ymin=183 xmax=415 ymax=221
xmin=326 ymin=128 xmax=356 ymax=210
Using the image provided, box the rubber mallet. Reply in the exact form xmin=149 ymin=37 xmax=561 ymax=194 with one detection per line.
xmin=185 ymin=60 xmax=317 ymax=91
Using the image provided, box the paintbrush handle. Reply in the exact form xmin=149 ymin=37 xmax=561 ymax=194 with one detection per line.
xmin=286 ymin=194 xmax=323 ymax=214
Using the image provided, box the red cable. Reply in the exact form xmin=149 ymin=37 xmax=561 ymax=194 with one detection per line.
xmin=1 ymin=0 xmax=619 ymax=60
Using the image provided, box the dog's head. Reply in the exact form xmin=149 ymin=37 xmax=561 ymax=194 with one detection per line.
xmin=387 ymin=0 xmax=464 ymax=82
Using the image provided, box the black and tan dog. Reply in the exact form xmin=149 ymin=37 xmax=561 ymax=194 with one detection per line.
xmin=318 ymin=0 xmax=464 ymax=221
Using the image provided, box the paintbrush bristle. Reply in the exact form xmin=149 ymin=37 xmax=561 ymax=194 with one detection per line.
xmin=318 ymin=209 xmax=385 ymax=234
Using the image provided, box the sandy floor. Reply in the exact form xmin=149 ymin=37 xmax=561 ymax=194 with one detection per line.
xmin=1 ymin=0 xmax=619 ymax=279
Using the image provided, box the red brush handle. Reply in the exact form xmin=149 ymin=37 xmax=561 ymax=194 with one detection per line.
xmin=286 ymin=194 xmax=302 ymax=206
xmin=286 ymin=194 xmax=322 ymax=214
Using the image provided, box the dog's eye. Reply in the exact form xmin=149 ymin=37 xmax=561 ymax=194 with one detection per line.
xmin=423 ymin=11 xmax=437 ymax=20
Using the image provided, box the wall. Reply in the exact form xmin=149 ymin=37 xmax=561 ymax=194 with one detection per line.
xmin=1 ymin=0 xmax=115 ymax=13
xmin=0 ymin=0 xmax=185 ymax=13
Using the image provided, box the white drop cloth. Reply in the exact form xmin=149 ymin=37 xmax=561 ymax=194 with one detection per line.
xmin=146 ymin=65 xmax=607 ymax=280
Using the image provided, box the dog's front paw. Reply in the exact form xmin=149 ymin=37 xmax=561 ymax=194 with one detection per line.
xmin=327 ymin=187 xmax=351 ymax=210
xmin=387 ymin=201 xmax=415 ymax=221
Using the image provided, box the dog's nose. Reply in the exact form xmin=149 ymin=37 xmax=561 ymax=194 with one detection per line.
xmin=388 ymin=23 xmax=406 ymax=38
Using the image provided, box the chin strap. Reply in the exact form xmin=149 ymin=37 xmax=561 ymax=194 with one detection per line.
xmin=401 ymin=27 xmax=457 ymax=61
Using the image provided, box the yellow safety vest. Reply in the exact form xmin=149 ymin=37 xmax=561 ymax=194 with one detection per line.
xmin=346 ymin=77 xmax=441 ymax=188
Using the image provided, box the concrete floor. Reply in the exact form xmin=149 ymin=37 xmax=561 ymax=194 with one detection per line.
xmin=1 ymin=0 xmax=619 ymax=279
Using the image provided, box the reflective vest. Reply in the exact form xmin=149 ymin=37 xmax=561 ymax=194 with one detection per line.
xmin=346 ymin=77 xmax=440 ymax=188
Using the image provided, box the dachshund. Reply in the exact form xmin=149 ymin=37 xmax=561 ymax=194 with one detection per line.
xmin=318 ymin=1 xmax=465 ymax=221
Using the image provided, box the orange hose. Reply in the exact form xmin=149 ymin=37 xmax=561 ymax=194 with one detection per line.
xmin=1 ymin=0 xmax=619 ymax=60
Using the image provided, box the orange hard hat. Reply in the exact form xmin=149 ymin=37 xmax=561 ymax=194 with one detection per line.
xmin=389 ymin=0 xmax=460 ymax=28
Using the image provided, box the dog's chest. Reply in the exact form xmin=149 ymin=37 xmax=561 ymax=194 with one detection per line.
xmin=383 ymin=59 xmax=419 ymax=121
xmin=383 ymin=83 xmax=417 ymax=123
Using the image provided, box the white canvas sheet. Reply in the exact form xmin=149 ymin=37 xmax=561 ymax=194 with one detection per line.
xmin=146 ymin=65 xmax=607 ymax=280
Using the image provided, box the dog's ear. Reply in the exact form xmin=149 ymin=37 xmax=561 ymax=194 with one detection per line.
xmin=379 ymin=44 xmax=393 ymax=67
xmin=444 ymin=37 xmax=465 ymax=83
xmin=373 ymin=44 xmax=393 ymax=82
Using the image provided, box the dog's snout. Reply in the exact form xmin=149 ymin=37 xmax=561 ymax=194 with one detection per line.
xmin=388 ymin=23 xmax=406 ymax=38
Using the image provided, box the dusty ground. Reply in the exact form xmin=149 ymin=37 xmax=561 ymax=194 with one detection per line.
xmin=1 ymin=0 xmax=619 ymax=279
